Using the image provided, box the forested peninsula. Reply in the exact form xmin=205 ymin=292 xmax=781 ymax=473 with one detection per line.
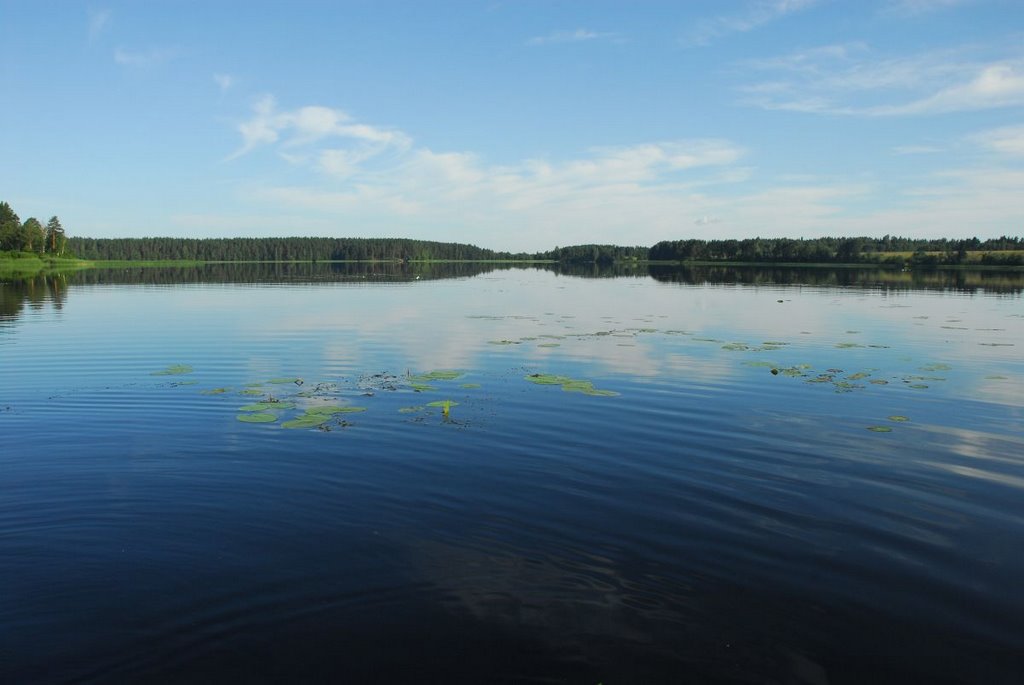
xmin=2 ymin=200 xmax=1022 ymax=272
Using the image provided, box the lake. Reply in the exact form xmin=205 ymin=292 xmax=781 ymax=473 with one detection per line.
xmin=2 ymin=264 xmax=1022 ymax=684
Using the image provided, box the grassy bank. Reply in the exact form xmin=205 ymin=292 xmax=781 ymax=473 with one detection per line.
xmin=0 ymin=252 xmax=92 ymax=277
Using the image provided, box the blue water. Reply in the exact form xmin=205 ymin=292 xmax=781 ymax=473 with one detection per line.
xmin=2 ymin=265 xmax=1022 ymax=683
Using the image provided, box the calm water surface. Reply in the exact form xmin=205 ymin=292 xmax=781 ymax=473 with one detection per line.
xmin=2 ymin=265 xmax=1022 ymax=684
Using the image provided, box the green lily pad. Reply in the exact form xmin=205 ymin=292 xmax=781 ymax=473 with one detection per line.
xmin=488 ymin=340 xmax=520 ymax=345
xmin=908 ymin=384 xmax=929 ymax=389
xmin=869 ymin=379 xmax=889 ymax=385
xmin=239 ymin=389 xmax=264 ymax=396
xmin=888 ymin=415 xmax=910 ymax=422
xmin=525 ymin=373 xmax=573 ymax=385
xmin=836 ymin=342 xmax=864 ymax=349
xmin=239 ymin=402 xmax=295 ymax=412
xmin=866 ymin=426 xmax=893 ymax=432
xmin=268 ymin=377 xmax=303 ymax=385
xmin=426 ymin=400 xmax=459 ymax=408
xmin=919 ymin=363 xmax=953 ymax=372
xmin=722 ymin=343 xmax=750 ymax=351
xmin=410 ymin=370 xmax=462 ymax=381
xmin=237 ymin=413 xmax=276 ymax=423
xmin=307 ymin=405 xmax=367 ymax=415
xmin=201 ymin=388 xmax=230 ymax=395
xmin=281 ymin=414 xmax=329 ymax=429
xmin=846 ymin=372 xmax=870 ymax=380
xmin=151 ymin=364 xmax=193 ymax=376
xmin=410 ymin=383 xmax=435 ymax=392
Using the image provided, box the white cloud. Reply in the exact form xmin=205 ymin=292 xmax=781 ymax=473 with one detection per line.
xmin=893 ymin=145 xmax=942 ymax=154
xmin=213 ymin=73 xmax=234 ymax=91
xmin=969 ymin=124 xmax=1024 ymax=156
xmin=527 ymin=28 xmax=618 ymax=46
xmin=885 ymin=0 xmax=972 ymax=16
xmin=685 ymin=0 xmax=819 ymax=46
xmin=741 ymin=41 xmax=1024 ymax=116
xmin=114 ymin=47 xmax=175 ymax=67
xmin=228 ymin=96 xmax=411 ymax=161
xmin=88 ymin=8 xmax=111 ymax=41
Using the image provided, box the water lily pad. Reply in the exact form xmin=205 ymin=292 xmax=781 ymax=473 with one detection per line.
xmin=426 ymin=400 xmax=459 ymax=408
xmin=308 ymin=405 xmax=367 ymax=415
xmin=835 ymin=342 xmax=864 ymax=349
xmin=239 ymin=389 xmax=264 ymax=396
xmin=237 ymin=413 xmax=276 ymax=423
xmin=488 ymin=340 xmax=520 ymax=345
xmin=846 ymin=372 xmax=870 ymax=380
xmin=538 ymin=343 xmax=561 ymax=348
xmin=721 ymin=342 xmax=750 ymax=351
xmin=866 ymin=426 xmax=893 ymax=432
xmin=869 ymin=379 xmax=889 ymax=385
xmin=410 ymin=370 xmax=462 ymax=381
xmin=410 ymin=383 xmax=435 ymax=392
xmin=919 ymin=363 xmax=953 ymax=372
xmin=268 ymin=377 xmax=303 ymax=385
xmin=888 ymin=415 xmax=910 ymax=422
xmin=908 ymin=384 xmax=929 ymax=389
xmin=201 ymin=387 xmax=230 ymax=395
xmin=151 ymin=364 xmax=193 ymax=376
xmin=239 ymin=402 xmax=295 ymax=412
xmin=281 ymin=415 xmax=329 ymax=429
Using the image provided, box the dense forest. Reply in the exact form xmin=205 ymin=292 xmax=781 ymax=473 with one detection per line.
xmin=648 ymin=236 xmax=1023 ymax=266
xmin=2 ymin=199 xmax=1022 ymax=267
xmin=66 ymin=236 xmax=527 ymax=262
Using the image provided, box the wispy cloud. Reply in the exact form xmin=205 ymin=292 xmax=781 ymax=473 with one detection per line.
xmin=884 ymin=0 xmax=972 ymax=16
xmin=88 ymin=8 xmax=111 ymax=41
xmin=228 ymin=95 xmax=411 ymax=162
xmin=114 ymin=47 xmax=176 ymax=67
xmin=740 ymin=41 xmax=1024 ymax=116
xmin=685 ymin=0 xmax=819 ymax=47
xmin=969 ymin=124 xmax=1024 ymax=156
xmin=527 ymin=28 xmax=618 ymax=46
xmin=893 ymin=145 xmax=943 ymax=154
xmin=213 ymin=73 xmax=234 ymax=91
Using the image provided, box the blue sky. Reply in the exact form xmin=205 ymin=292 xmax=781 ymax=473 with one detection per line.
xmin=1 ymin=0 xmax=1022 ymax=252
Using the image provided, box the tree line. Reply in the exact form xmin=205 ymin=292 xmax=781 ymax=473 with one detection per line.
xmin=0 ymin=202 xmax=67 ymax=255
xmin=3 ymin=199 xmax=1021 ymax=266
xmin=648 ymin=236 xmax=1023 ymax=266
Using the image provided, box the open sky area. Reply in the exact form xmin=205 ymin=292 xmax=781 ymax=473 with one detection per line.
xmin=1 ymin=0 xmax=1022 ymax=252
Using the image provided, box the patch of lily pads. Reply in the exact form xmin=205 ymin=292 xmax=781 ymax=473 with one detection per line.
xmin=525 ymin=373 xmax=619 ymax=397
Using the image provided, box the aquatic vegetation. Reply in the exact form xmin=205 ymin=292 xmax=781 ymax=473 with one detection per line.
xmin=537 ymin=343 xmax=561 ymax=348
xmin=409 ymin=383 xmax=435 ymax=392
xmin=200 ymin=388 xmax=230 ymax=395
xmin=460 ymin=383 xmax=481 ymax=389
xmin=268 ymin=377 xmax=303 ymax=385
xmin=308 ymin=405 xmax=366 ymax=414
xmin=410 ymin=370 xmax=463 ymax=381
xmin=908 ymin=384 xmax=929 ymax=389
xmin=239 ymin=389 xmax=264 ymax=396
xmin=919 ymin=363 xmax=953 ymax=372
xmin=281 ymin=414 xmax=329 ymax=429
xmin=236 ymin=413 xmax=277 ymax=423
xmin=721 ymin=342 xmax=751 ymax=351
xmin=151 ymin=364 xmax=193 ymax=376
xmin=888 ymin=415 xmax=910 ymax=422
xmin=488 ymin=339 xmax=520 ymax=345
xmin=524 ymin=373 xmax=619 ymax=397
xmin=426 ymin=399 xmax=458 ymax=416
xmin=846 ymin=372 xmax=871 ymax=380
xmin=869 ymin=379 xmax=889 ymax=385
xmin=238 ymin=402 xmax=295 ymax=412
xmin=835 ymin=342 xmax=865 ymax=349
xmin=866 ymin=426 xmax=893 ymax=432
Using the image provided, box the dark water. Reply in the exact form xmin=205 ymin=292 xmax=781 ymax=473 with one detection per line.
xmin=2 ymin=265 xmax=1022 ymax=683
